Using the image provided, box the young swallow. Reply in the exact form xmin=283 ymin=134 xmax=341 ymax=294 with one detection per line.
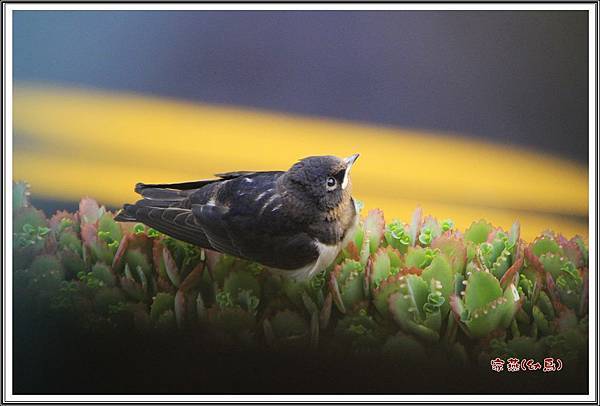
xmin=114 ymin=154 xmax=360 ymax=280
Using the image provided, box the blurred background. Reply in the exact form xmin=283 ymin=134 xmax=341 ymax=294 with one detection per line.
xmin=12 ymin=10 xmax=589 ymax=240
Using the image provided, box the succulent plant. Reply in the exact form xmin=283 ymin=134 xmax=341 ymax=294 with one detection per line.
xmin=450 ymin=270 xmax=520 ymax=338
xmin=329 ymin=259 xmax=366 ymax=314
xmin=263 ymin=309 xmax=315 ymax=350
xmin=12 ymin=183 xmax=589 ymax=371
xmin=381 ymin=333 xmax=427 ymax=363
xmin=13 ymin=182 xmax=51 ymax=270
xmin=447 ymin=220 xmax=525 ymax=339
xmin=384 ymin=220 xmax=412 ymax=253
xmin=334 ymin=309 xmax=384 ymax=355
xmin=526 ymin=232 xmax=587 ymax=314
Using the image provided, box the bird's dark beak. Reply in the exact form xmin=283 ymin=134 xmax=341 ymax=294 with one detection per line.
xmin=341 ymin=154 xmax=359 ymax=189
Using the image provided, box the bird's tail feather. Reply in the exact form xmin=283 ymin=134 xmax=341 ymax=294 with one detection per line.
xmin=134 ymin=183 xmax=191 ymax=201
xmin=135 ymin=179 xmax=218 ymax=195
xmin=114 ymin=198 xmax=181 ymax=221
xmin=114 ymin=180 xmax=215 ymax=248
xmin=113 ymin=203 xmax=139 ymax=222
xmin=115 ymin=181 xmax=195 ymax=221
xmin=114 ymin=201 xmax=212 ymax=248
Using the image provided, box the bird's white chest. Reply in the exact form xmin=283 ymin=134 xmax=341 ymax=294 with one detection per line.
xmin=278 ymin=241 xmax=340 ymax=281
xmin=283 ymin=215 xmax=359 ymax=281
xmin=314 ymin=240 xmax=343 ymax=273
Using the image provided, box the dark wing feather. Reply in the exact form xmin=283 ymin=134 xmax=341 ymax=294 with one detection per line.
xmin=135 ymin=171 xmax=282 ymax=197
xmin=135 ymin=179 xmax=220 ymax=194
xmin=118 ymin=203 xmax=213 ymax=248
xmin=246 ymin=232 xmax=319 ymax=270
xmin=214 ymin=170 xmax=283 ymax=180
xmin=191 ymin=204 xmax=245 ymax=258
xmin=116 ymin=170 xmax=292 ymax=263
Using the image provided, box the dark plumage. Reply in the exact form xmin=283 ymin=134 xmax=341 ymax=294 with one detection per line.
xmin=114 ymin=154 xmax=359 ymax=280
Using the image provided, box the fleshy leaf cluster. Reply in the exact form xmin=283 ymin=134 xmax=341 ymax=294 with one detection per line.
xmin=12 ymin=183 xmax=589 ymax=368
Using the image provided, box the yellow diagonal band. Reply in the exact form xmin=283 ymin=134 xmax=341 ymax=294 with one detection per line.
xmin=13 ymin=83 xmax=589 ymax=241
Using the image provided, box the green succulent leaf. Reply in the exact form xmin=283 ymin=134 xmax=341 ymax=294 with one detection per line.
xmin=30 ymin=253 xmax=62 ymax=275
xmin=421 ymin=255 xmax=453 ymax=315
xmin=98 ymin=212 xmax=122 ymax=244
xmin=464 ymin=271 xmax=502 ymax=312
xmin=13 ymin=181 xmax=31 ymax=210
xmin=224 ymin=270 xmax=261 ymax=299
xmin=354 ymin=199 xmax=364 ymax=213
xmin=16 ymin=224 xmax=50 ymax=248
xmin=555 ymin=263 xmax=583 ymax=310
xmin=409 ymin=207 xmax=423 ymax=248
xmin=531 ymin=236 xmax=562 ymax=257
xmin=384 ymin=220 xmax=411 ymax=252
xmin=335 ymin=309 xmax=382 ymax=353
xmin=464 ymin=220 xmax=493 ymax=244
xmin=441 ymin=218 xmax=454 ymax=232
xmin=91 ymin=263 xmax=115 ymax=287
xmin=418 ymin=227 xmax=433 ymax=245
xmin=363 ymin=209 xmax=385 ymax=254
xmin=372 ymin=275 xmax=403 ymax=318
xmin=388 ymin=274 xmax=429 ymax=323
xmin=370 ymin=249 xmax=391 ymax=289
xmin=270 ymin=309 xmax=308 ymax=339
xmin=491 ymin=250 xmax=511 ymax=280
xmin=359 ymin=230 xmax=371 ymax=266
xmin=352 ymin=227 xmax=364 ymax=255
xmin=94 ymin=287 xmax=125 ymax=315
xmin=239 ymin=291 xmax=261 ymax=315
xmin=79 ymin=197 xmax=104 ymax=225
xmin=162 ymin=247 xmax=181 ymax=288
xmin=382 ymin=334 xmax=427 ymax=363
xmin=389 ymin=286 xmax=440 ymax=342
xmin=420 ymin=216 xmax=442 ymax=243
xmin=208 ymin=307 xmax=255 ymax=335
xmin=539 ymin=253 xmax=568 ymax=280
xmin=335 ymin=260 xmax=365 ymax=311
xmin=216 ymin=291 xmax=235 ymax=308
xmin=571 ymin=236 xmax=588 ymax=266
xmin=463 ymin=281 xmax=519 ymax=338
xmin=537 ymin=290 xmax=555 ymax=319
xmin=431 ymin=236 xmax=466 ymax=274
xmin=405 ymin=246 xmax=437 ymax=269
xmin=150 ymin=292 xmax=175 ymax=320
xmin=532 ymin=305 xmax=551 ymax=335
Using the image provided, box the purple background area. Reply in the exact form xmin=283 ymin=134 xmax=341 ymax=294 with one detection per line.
xmin=14 ymin=10 xmax=589 ymax=162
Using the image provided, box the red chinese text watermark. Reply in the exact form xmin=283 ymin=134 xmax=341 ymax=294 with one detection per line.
xmin=490 ymin=357 xmax=562 ymax=372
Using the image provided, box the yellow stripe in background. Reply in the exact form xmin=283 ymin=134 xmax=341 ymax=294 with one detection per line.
xmin=13 ymin=83 xmax=589 ymax=241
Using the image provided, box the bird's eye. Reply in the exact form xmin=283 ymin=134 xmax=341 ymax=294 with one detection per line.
xmin=326 ymin=176 xmax=337 ymax=191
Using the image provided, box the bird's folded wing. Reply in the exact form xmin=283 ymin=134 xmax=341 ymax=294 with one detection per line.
xmin=214 ymin=170 xmax=283 ymax=180
xmin=128 ymin=204 xmax=213 ymax=248
xmin=135 ymin=179 xmax=221 ymax=194
xmin=191 ymin=204 xmax=244 ymax=258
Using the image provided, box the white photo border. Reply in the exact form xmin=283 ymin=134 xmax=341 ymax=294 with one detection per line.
xmin=2 ymin=2 xmax=597 ymax=403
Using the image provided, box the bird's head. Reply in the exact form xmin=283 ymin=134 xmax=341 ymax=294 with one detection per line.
xmin=283 ymin=154 xmax=359 ymax=212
